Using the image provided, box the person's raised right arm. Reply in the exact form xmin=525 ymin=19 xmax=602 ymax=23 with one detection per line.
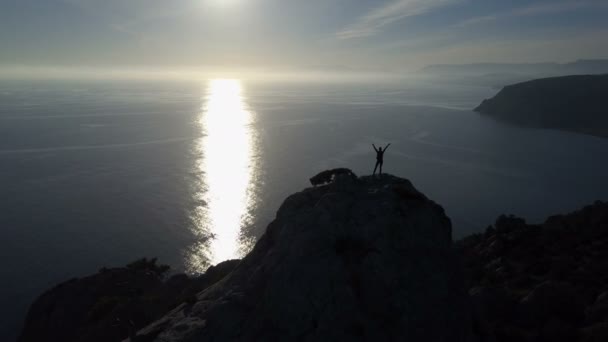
xmin=372 ymin=144 xmax=378 ymax=152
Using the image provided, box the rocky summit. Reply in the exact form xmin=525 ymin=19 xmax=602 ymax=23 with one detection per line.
xmin=18 ymin=172 xmax=608 ymax=342
xmin=130 ymin=174 xmax=471 ymax=341
xmin=19 ymin=173 xmax=472 ymax=342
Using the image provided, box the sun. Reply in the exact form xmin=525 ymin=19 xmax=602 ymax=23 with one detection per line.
xmin=210 ymin=0 xmax=241 ymax=8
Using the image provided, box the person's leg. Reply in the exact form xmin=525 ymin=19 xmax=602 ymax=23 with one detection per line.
xmin=373 ymin=161 xmax=379 ymax=175
xmin=379 ymin=161 xmax=383 ymax=175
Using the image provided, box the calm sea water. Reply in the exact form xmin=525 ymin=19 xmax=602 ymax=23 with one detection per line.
xmin=1 ymin=78 xmax=607 ymax=340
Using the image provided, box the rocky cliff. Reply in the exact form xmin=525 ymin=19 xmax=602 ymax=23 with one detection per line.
xmin=19 ymin=174 xmax=472 ymax=342
xmin=130 ymin=174 xmax=471 ymax=341
xmin=18 ymin=258 xmax=240 ymax=342
xmin=458 ymin=201 xmax=608 ymax=342
xmin=474 ymin=74 xmax=608 ymax=138
xmin=19 ymin=174 xmax=608 ymax=342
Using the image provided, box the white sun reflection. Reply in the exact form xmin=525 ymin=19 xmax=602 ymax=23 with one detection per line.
xmin=188 ymin=79 xmax=259 ymax=273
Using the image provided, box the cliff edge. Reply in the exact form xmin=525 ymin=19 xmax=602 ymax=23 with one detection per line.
xmin=18 ymin=173 xmax=608 ymax=341
xmin=129 ymin=174 xmax=471 ymax=341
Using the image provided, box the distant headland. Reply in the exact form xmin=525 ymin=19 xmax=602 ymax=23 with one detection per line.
xmin=474 ymin=74 xmax=608 ymax=138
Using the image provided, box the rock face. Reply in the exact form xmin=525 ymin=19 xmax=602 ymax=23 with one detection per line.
xmin=132 ymin=174 xmax=472 ymax=341
xmin=18 ymin=258 xmax=240 ymax=342
xmin=457 ymin=201 xmax=608 ymax=342
xmin=18 ymin=172 xmax=608 ymax=342
xmin=474 ymin=74 xmax=608 ymax=138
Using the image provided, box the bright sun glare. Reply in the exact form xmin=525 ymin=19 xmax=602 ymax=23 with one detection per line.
xmin=188 ymin=79 xmax=258 ymax=273
xmin=210 ymin=0 xmax=241 ymax=8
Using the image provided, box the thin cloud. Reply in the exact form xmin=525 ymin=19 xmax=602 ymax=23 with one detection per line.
xmin=337 ymin=0 xmax=462 ymax=39
xmin=63 ymin=0 xmax=192 ymax=45
xmin=455 ymin=0 xmax=606 ymax=28
xmin=410 ymin=28 xmax=608 ymax=65
xmin=454 ymin=15 xmax=497 ymax=28
xmin=512 ymin=1 xmax=593 ymax=16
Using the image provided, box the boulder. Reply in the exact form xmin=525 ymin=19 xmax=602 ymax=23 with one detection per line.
xmin=586 ymin=290 xmax=608 ymax=324
xmin=518 ymin=281 xmax=585 ymax=328
xmin=581 ymin=322 xmax=608 ymax=342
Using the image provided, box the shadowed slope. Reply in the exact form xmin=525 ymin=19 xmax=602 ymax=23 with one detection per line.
xmin=132 ymin=174 xmax=472 ymax=342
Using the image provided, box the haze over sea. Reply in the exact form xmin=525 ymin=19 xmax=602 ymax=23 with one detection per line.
xmin=1 ymin=78 xmax=608 ymax=340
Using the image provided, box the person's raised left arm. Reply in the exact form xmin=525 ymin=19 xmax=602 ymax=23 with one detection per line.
xmin=384 ymin=143 xmax=391 ymax=151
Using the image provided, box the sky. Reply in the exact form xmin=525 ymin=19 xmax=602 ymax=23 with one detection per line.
xmin=0 ymin=0 xmax=607 ymax=76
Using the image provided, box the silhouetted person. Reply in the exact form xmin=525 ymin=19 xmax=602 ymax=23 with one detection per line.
xmin=372 ymin=143 xmax=391 ymax=175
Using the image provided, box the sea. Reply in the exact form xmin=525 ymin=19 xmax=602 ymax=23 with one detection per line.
xmin=1 ymin=77 xmax=607 ymax=340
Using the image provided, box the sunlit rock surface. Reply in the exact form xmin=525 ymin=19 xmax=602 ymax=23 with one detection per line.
xmin=131 ymin=174 xmax=472 ymax=342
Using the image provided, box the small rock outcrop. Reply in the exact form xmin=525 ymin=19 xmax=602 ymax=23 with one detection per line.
xmin=131 ymin=175 xmax=472 ymax=341
xmin=474 ymin=74 xmax=608 ymax=138
xmin=457 ymin=201 xmax=608 ymax=342
xmin=18 ymin=258 xmax=239 ymax=342
xmin=309 ymin=168 xmax=357 ymax=186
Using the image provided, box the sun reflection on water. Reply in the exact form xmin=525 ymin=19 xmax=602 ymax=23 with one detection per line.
xmin=188 ymin=79 xmax=259 ymax=273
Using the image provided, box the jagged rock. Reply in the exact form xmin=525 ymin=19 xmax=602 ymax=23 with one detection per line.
xmin=587 ymin=291 xmax=608 ymax=324
xmin=518 ymin=281 xmax=585 ymax=328
xmin=22 ymin=175 xmax=607 ymax=342
xmin=469 ymin=286 xmax=516 ymax=342
xmin=309 ymin=168 xmax=357 ymax=186
xmin=130 ymin=174 xmax=472 ymax=342
xmin=18 ymin=259 xmax=239 ymax=342
xmin=581 ymin=322 xmax=608 ymax=342
xmin=457 ymin=201 xmax=608 ymax=342
xmin=538 ymin=317 xmax=578 ymax=342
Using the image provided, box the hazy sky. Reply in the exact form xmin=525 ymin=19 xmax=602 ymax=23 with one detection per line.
xmin=1 ymin=0 xmax=607 ymax=73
